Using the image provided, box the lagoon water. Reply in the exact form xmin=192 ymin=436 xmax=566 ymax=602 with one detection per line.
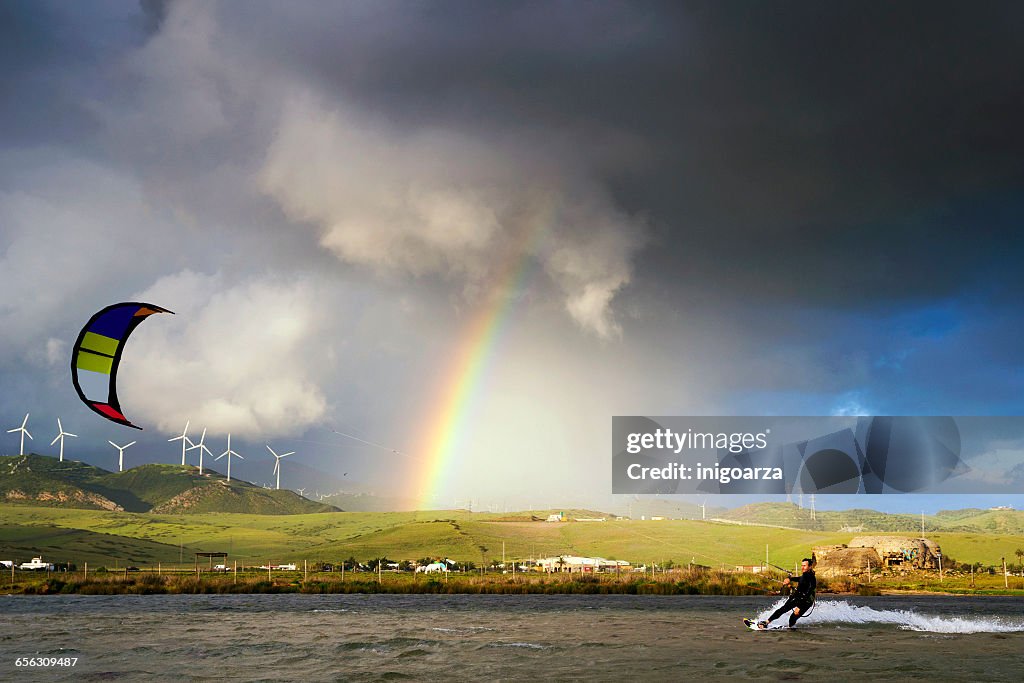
xmin=2 ymin=594 xmax=1023 ymax=681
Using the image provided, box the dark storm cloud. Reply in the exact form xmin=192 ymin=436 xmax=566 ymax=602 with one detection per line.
xmin=215 ymin=0 xmax=1024 ymax=308
xmin=10 ymin=1 xmax=1021 ymax=310
xmin=0 ymin=1 xmax=152 ymax=149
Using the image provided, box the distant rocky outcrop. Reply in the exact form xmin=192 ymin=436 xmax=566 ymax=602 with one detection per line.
xmin=815 ymin=536 xmax=941 ymax=577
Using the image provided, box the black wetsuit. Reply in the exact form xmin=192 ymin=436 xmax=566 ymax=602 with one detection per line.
xmin=767 ymin=570 xmax=816 ymax=627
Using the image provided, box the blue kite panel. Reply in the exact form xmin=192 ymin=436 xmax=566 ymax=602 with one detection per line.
xmin=87 ymin=304 xmax=141 ymax=340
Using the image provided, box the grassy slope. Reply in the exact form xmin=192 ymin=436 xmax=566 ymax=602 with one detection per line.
xmin=0 ymin=524 xmax=202 ymax=566
xmin=3 ymin=504 xmax=1022 ymax=569
xmin=720 ymin=502 xmax=1024 ymax=535
xmin=0 ymin=455 xmax=336 ymax=515
xmin=0 ymin=455 xmax=127 ymax=509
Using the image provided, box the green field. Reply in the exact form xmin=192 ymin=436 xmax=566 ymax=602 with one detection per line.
xmin=2 ymin=504 xmax=1022 ymax=572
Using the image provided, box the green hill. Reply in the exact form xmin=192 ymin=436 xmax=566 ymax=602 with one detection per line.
xmin=0 ymin=454 xmax=338 ymax=515
xmin=0 ymin=455 xmax=125 ymax=510
xmin=2 ymin=505 xmax=1022 ymax=570
xmin=718 ymin=501 xmax=1024 ymax=535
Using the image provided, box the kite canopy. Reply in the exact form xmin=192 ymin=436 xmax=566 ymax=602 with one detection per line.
xmin=71 ymin=302 xmax=173 ymax=429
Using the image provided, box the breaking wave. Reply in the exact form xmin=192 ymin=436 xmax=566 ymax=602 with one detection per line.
xmin=757 ymin=598 xmax=1024 ymax=634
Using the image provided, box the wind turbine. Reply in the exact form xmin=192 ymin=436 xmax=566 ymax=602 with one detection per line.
xmin=50 ymin=418 xmax=77 ymax=462
xmin=187 ymin=428 xmax=212 ymax=475
xmin=215 ymin=433 xmax=243 ymax=482
xmin=296 ymin=487 xmax=307 ymax=498
xmin=109 ymin=440 xmax=137 ymax=472
xmin=267 ymin=445 xmax=295 ymax=490
xmin=7 ymin=413 xmax=32 ymax=456
xmin=168 ymin=420 xmax=193 ymax=466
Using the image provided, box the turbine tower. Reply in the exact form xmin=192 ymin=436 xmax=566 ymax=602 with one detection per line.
xmin=215 ymin=433 xmax=243 ymax=482
xmin=169 ymin=420 xmax=193 ymax=466
xmin=187 ymin=428 xmax=212 ymax=475
xmin=109 ymin=440 xmax=137 ymax=472
xmin=7 ymin=413 xmax=32 ymax=456
xmin=50 ymin=418 xmax=77 ymax=462
xmin=267 ymin=445 xmax=295 ymax=490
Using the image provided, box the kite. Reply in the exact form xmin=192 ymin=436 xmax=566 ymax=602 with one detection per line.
xmin=71 ymin=302 xmax=173 ymax=429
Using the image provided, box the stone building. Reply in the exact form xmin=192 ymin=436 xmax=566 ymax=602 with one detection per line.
xmin=814 ymin=536 xmax=941 ymax=577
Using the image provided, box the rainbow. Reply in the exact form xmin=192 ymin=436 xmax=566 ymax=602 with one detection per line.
xmin=409 ymin=205 xmax=552 ymax=509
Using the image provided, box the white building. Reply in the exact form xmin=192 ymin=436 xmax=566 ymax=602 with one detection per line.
xmin=534 ymin=556 xmax=631 ymax=573
xmin=19 ymin=557 xmax=54 ymax=571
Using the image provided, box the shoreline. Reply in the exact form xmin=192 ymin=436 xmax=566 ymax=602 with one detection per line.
xmin=4 ymin=571 xmax=1023 ymax=597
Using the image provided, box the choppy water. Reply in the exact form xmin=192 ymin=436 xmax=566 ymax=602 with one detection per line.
xmin=1 ymin=594 xmax=1022 ymax=681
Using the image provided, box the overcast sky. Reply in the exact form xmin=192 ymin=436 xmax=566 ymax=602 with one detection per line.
xmin=2 ymin=1 xmax=1023 ymax=513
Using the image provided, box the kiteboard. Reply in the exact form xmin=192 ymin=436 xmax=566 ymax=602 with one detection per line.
xmin=743 ymin=618 xmax=788 ymax=631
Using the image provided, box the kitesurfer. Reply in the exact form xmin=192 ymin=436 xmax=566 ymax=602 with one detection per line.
xmin=758 ymin=557 xmax=816 ymax=629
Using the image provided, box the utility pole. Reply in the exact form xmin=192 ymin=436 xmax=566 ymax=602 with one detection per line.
xmin=921 ymin=511 xmax=925 ymax=536
xmin=1004 ymin=557 xmax=1008 ymax=589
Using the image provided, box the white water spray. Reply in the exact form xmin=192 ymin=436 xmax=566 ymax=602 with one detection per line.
xmin=757 ymin=599 xmax=1024 ymax=634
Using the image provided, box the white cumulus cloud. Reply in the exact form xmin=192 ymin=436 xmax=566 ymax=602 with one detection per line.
xmin=118 ymin=270 xmax=332 ymax=437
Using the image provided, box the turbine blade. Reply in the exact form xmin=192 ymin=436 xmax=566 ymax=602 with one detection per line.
xmin=50 ymin=435 xmax=61 ymax=446
xmin=24 ymin=430 xmax=32 ymax=440
xmin=126 ymin=441 xmax=136 ymax=448
xmin=66 ymin=432 xmax=77 ymax=438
